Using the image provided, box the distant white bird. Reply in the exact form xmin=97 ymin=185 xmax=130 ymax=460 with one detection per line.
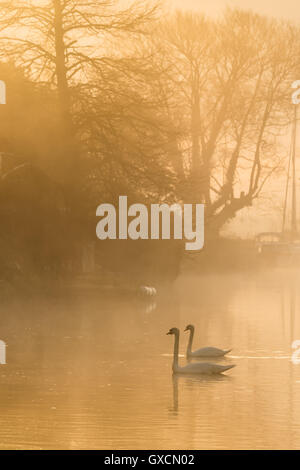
xmin=184 ymin=324 xmax=232 ymax=358
xmin=167 ymin=328 xmax=235 ymax=375
xmin=138 ymin=286 xmax=157 ymax=297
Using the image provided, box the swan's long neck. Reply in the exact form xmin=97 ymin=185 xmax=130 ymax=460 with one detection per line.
xmin=172 ymin=331 xmax=180 ymax=372
xmin=187 ymin=328 xmax=194 ymax=356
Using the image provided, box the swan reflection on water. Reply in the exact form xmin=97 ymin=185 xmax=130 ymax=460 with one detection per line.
xmin=170 ymin=374 xmax=231 ymax=415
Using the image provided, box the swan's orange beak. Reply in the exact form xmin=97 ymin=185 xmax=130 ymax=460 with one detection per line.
xmin=166 ymin=330 xmax=171 ymax=335
xmin=184 ymin=326 xmax=188 ymax=331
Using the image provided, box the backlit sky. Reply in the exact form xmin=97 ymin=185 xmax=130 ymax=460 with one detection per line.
xmin=169 ymin=0 xmax=300 ymax=236
xmin=171 ymin=0 xmax=300 ymax=22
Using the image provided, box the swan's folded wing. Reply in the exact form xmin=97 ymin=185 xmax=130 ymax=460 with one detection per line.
xmin=192 ymin=346 xmax=229 ymax=357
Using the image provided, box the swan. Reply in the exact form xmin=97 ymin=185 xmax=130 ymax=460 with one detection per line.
xmin=167 ymin=328 xmax=235 ymax=375
xmin=184 ymin=324 xmax=232 ymax=358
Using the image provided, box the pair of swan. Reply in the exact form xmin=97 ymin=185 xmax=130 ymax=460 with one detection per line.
xmin=167 ymin=326 xmax=235 ymax=375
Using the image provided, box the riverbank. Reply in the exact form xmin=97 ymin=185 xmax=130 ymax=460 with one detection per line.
xmin=182 ymin=237 xmax=258 ymax=274
xmin=0 ymin=237 xmax=259 ymax=298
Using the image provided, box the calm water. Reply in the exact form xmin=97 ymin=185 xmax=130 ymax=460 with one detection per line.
xmin=1 ymin=270 xmax=300 ymax=449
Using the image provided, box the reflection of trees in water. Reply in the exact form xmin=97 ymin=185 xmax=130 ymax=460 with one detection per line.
xmin=280 ymin=278 xmax=299 ymax=449
xmin=278 ymin=276 xmax=300 ymax=344
xmin=2 ymin=273 xmax=300 ymax=448
xmin=0 ymin=284 xmax=180 ymax=364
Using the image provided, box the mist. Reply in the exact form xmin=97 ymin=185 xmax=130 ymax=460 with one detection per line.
xmin=0 ymin=0 xmax=300 ymax=452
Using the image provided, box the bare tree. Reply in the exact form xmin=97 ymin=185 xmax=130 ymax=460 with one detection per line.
xmin=155 ymin=9 xmax=300 ymax=234
xmin=0 ymin=0 xmax=159 ymax=184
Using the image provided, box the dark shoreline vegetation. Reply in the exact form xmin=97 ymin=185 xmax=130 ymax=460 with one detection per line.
xmin=0 ymin=234 xmax=258 ymax=298
xmin=0 ymin=1 xmax=300 ymax=293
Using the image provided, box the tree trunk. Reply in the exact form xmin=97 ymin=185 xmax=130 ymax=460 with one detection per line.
xmin=53 ymin=0 xmax=79 ymax=188
xmin=54 ymin=0 xmax=71 ymax=131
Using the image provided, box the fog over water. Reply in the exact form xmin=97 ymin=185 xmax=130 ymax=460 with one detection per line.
xmin=1 ymin=269 xmax=300 ymax=450
xmin=1 ymin=0 xmax=300 ymax=451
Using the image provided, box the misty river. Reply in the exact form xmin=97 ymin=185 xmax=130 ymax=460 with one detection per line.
xmin=1 ymin=269 xmax=300 ymax=450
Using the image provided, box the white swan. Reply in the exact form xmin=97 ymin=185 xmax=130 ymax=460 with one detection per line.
xmin=184 ymin=325 xmax=231 ymax=358
xmin=184 ymin=324 xmax=232 ymax=358
xmin=167 ymin=328 xmax=235 ymax=375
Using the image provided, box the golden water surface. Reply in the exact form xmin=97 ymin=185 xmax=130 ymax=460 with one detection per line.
xmin=0 ymin=270 xmax=300 ymax=449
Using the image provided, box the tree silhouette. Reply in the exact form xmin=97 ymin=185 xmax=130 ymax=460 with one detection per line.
xmin=155 ymin=9 xmax=300 ymax=233
xmin=0 ymin=0 xmax=159 ymax=183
